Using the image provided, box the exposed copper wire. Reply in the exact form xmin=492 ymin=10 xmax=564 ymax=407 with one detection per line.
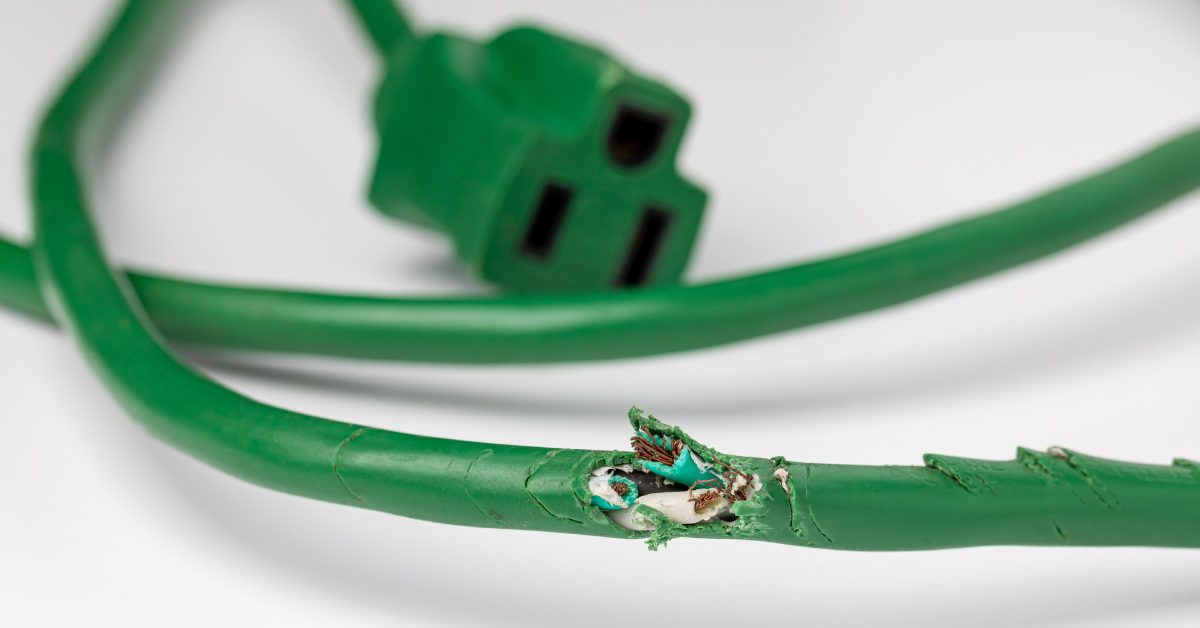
xmin=688 ymin=477 xmax=724 ymax=512
xmin=631 ymin=434 xmax=676 ymax=465
xmin=633 ymin=431 xmax=757 ymax=512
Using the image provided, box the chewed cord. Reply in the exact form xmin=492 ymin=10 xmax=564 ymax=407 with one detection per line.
xmin=15 ymin=0 xmax=1200 ymax=551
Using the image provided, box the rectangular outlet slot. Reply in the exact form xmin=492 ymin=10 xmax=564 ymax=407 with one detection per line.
xmin=521 ymin=183 xmax=574 ymax=259
xmin=616 ymin=207 xmax=672 ymax=287
xmin=607 ymin=105 xmax=669 ymax=168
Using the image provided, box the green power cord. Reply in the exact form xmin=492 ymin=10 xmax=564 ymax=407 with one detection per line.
xmin=4 ymin=0 xmax=1200 ymax=363
xmin=14 ymin=0 xmax=1200 ymax=550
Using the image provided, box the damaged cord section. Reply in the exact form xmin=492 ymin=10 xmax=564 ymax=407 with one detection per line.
xmin=29 ymin=0 xmax=1200 ymax=557
xmin=593 ymin=408 xmax=763 ymax=541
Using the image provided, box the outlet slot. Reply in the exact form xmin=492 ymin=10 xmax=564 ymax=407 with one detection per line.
xmin=607 ymin=105 xmax=669 ymax=168
xmin=616 ymin=207 xmax=672 ymax=287
xmin=521 ymin=183 xmax=574 ymax=259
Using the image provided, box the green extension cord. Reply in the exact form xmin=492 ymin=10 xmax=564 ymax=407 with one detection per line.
xmin=4 ymin=1 xmax=1200 ymax=362
xmin=17 ymin=0 xmax=1200 ymax=550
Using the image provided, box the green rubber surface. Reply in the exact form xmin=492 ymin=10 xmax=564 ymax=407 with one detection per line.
xmin=24 ymin=0 xmax=1200 ymax=551
xmin=6 ymin=117 xmax=1200 ymax=363
xmin=2 ymin=1 xmax=1200 ymax=361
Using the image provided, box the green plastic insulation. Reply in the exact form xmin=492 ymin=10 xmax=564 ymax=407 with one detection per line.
xmin=342 ymin=0 xmax=415 ymax=57
xmin=27 ymin=0 xmax=1200 ymax=551
xmin=3 ymin=0 xmax=1200 ymax=363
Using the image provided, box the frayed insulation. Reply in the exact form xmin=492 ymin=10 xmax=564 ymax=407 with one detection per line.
xmin=590 ymin=407 xmax=766 ymax=548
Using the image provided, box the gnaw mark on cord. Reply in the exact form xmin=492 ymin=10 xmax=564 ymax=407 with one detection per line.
xmin=332 ymin=427 xmax=370 ymax=504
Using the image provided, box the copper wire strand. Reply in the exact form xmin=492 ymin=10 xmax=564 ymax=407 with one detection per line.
xmin=631 ymin=434 xmax=676 ymax=465
xmin=632 ymin=432 xmax=756 ymax=512
xmin=687 ymin=477 xmax=724 ymax=512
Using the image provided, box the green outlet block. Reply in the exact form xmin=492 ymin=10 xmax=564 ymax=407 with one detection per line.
xmin=367 ymin=26 xmax=707 ymax=293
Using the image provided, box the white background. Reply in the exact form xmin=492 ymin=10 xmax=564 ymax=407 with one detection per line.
xmin=3 ymin=1 xmax=1200 ymax=626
